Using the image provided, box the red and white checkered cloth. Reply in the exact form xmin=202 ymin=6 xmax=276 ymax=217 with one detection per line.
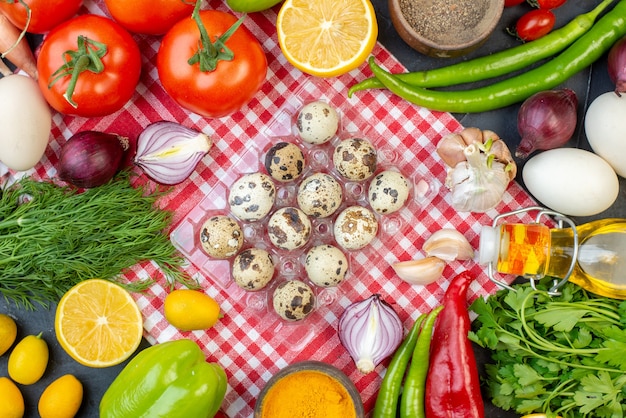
xmin=6 ymin=0 xmax=539 ymax=416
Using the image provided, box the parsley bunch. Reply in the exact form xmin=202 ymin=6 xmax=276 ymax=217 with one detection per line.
xmin=469 ymin=279 xmax=626 ymax=418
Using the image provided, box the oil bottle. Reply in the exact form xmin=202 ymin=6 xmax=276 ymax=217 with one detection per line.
xmin=478 ymin=207 xmax=626 ymax=299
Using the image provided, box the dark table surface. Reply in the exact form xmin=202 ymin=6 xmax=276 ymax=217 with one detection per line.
xmin=0 ymin=0 xmax=621 ymax=416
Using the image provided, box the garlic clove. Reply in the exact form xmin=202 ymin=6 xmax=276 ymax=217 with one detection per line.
xmin=391 ymin=256 xmax=446 ymax=286
xmin=436 ymin=132 xmax=467 ymax=168
xmin=422 ymin=228 xmax=475 ymax=262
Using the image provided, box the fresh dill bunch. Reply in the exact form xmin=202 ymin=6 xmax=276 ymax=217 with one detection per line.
xmin=0 ymin=171 xmax=197 ymax=309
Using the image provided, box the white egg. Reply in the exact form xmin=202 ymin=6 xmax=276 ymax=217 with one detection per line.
xmin=522 ymin=148 xmax=619 ymax=216
xmin=585 ymin=92 xmax=626 ymax=178
xmin=0 ymin=75 xmax=51 ymax=171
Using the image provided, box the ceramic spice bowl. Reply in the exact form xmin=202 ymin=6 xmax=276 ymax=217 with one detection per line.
xmin=388 ymin=0 xmax=505 ymax=58
xmin=253 ymin=361 xmax=365 ymax=418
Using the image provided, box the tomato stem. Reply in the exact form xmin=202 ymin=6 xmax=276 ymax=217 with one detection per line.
xmin=188 ymin=0 xmax=246 ymax=72
xmin=47 ymin=36 xmax=108 ymax=108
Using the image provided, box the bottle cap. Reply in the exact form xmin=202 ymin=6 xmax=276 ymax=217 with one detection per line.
xmin=478 ymin=225 xmax=499 ymax=266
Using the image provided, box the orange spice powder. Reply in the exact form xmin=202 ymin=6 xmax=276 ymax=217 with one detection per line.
xmin=259 ymin=370 xmax=356 ymax=418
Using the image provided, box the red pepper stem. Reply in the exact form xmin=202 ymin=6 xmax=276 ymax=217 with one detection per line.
xmin=47 ymin=36 xmax=108 ymax=108
xmin=187 ymin=0 xmax=246 ymax=72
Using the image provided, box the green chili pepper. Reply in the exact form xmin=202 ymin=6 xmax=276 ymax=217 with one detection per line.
xmin=349 ymin=0 xmax=615 ymax=96
xmin=100 ymin=339 xmax=227 ymax=418
xmin=372 ymin=313 xmax=426 ymax=418
xmin=368 ymin=0 xmax=626 ymax=113
xmin=399 ymin=305 xmax=443 ymax=418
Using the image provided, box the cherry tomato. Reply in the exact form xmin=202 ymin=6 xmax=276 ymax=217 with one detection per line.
xmin=103 ymin=0 xmax=195 ymax=35
xmin=0 ymin=0 xmax=83 ymax=33
xmin=157 ymin=10 xmax=267 ymax=118
xmin=37 ymin=14 xmax=142 ymax=117
xmin=504 ymin=0 xmax=525 ymax=7
xmin=514 ymin=9 xmax=556 ymax=41
xmin=528 ymin=0 xmax=568 ymax=9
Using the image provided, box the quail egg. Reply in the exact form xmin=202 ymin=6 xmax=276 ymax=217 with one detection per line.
xmin=264 ymin=142 xmax=306 ymax=182
xmin=232 ymin=247 xmax=275 ymax=291
xmin=229 ymin=172 xmax=276 ymax=222
xmin=267 ymin=207 xmax=312 ymax=251
xmin=199 ymin=215 xmax=244 ymax=259
xmin=296 ymin=101 xmax=340 ymax=145
xmin=332 ymin=137 xmax=377 ymax=181
xmin=297 ymin=172 xmax=343 ymax=218
xmin=272 ymin=279 xmax=316 ymax=322
xmin=368 ymin=170 xmax=411 ymax=215
xmin=333 ymin=205 xmax=379 ymax=251
xmin=304 ymin=244 xmax=349 ymax=287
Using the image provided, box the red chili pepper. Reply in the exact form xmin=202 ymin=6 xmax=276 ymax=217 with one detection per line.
xmin=424 ymin=270 xmax=484 ymax=418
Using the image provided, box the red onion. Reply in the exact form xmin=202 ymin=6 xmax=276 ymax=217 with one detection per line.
xmin=608 ymin=36 xmax=626 ymax=96
xmin=135 ymin=121 xmax=213 ymax=185
xmin=58 ymin=131 xmax=129 ymax=188
xmin=515 ymin=88 xmax=578 ymax=159
xmin=338 ymin=294 xmax=403 ymax=374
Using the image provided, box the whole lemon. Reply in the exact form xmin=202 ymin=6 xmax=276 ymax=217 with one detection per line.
xmin=0 ymin=376 xmax=25 ymax=418
xmin=0 ymin=313 xmax=18 ymax=356
xmin=38 ymin=374 xmax=83 ymax=418
xmin=164 ymin=289 xmax=222 ymax=331
xmin=8 ymin=333 xmax=49 ymax=385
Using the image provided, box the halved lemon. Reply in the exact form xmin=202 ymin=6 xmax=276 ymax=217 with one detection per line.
xmin=276 ymin=0 xmax=378 ymax=77
xmin=55 ymin=279 xmax=143 ymax=368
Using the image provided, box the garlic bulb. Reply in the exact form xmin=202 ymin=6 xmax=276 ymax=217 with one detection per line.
xmin=437 ymin=127 xmax=517 ymax=213
xmin=338 ymin=294 xmax=403 ymax=374
xmin=446 ymin=143 xmax=510 ymax=213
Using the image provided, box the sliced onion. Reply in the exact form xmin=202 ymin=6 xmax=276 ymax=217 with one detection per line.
xmin=515 ymin=88 xmax=578 ymax=159
xmin=135 ymin=121 xmax=213 ymax=185
xmin=338 ymin=294 xmax=403 ymax=374
xmin=608 ymin=36 xmax=626 ymax=96
xmin=58 ymin=131 xmax=129 ymax=188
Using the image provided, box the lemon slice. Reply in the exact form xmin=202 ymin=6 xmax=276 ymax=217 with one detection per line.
xmin=276 ymin=0 xmax=378 ymax=77
xmin=55 ymin=279 xmax=143 ymax=368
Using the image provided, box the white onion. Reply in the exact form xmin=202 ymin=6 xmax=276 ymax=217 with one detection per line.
xmin=338 ymin=294 xmax=404 ymax=374
xmin=135 ymin=121 xmax=213 ymax=185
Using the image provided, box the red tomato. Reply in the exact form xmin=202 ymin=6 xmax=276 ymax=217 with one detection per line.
xmin=528 ymin=0 xmax=568 ymax=9
xmin=37 ymin=14 xmax=142 ymax=117
xmin=157 ymin=11 xmax=267 ymax=119
xmin=504 ymin=0 xmax=525 ymax=7
xmin=0 ymin=0 xmax=83 ymax=33
xmin=514 ymin=9 xmax=556 ymax=41
xmin=103 ymin=0 xmax=195 ymax=35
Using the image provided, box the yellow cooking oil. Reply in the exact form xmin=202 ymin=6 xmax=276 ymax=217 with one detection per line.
xmin=489 ymin=219 xmax=626 ymax=299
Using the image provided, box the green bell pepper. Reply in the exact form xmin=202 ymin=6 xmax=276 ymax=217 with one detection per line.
xmin=100 ymin=339 xmax=227 ymax=418
xmin=226 ymin=0 xmax=283 ymax=13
